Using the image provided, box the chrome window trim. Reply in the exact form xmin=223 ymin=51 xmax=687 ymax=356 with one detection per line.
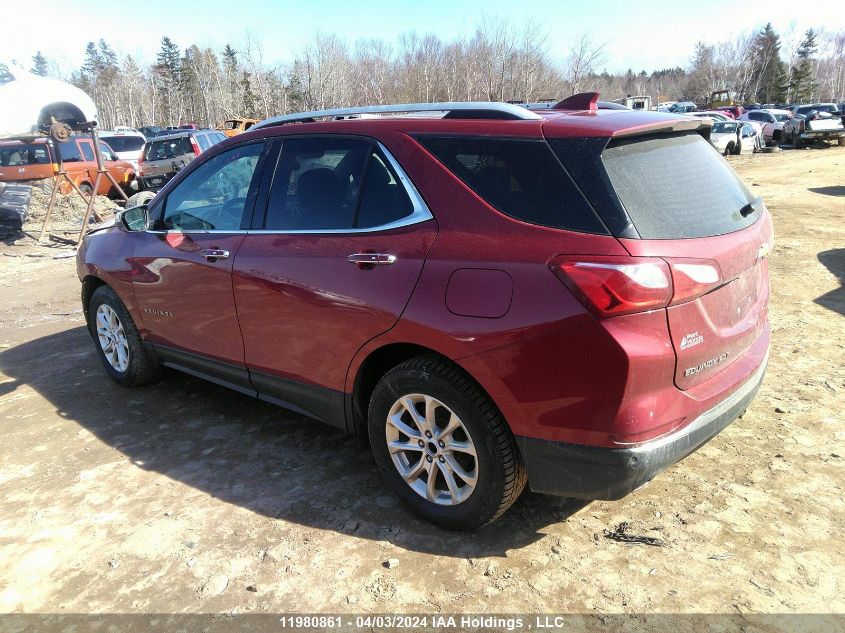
xmin=147 ymin=141 xmax=434 ymax=236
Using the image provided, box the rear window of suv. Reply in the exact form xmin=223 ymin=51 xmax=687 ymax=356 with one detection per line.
xmin=599 ymin=133 xmax=756 ymax=239
xmin=145 ymin=137 xmax=192 ymax=161
xmin=416 ymin=136 xmax=608 ymax=234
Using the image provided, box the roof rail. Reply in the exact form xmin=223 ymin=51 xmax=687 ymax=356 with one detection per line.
xmin=252 ymin=101 xmax=543 ymax=129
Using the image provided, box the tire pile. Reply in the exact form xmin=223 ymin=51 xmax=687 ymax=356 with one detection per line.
xmin=0 ymin=183 xmax=32 ymax=238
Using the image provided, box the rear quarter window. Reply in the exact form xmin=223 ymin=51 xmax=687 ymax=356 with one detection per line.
xmin=416 ymin=136 xmax=608 ymax=234
xmin=600 ymin=133 xmax=756 ymax=239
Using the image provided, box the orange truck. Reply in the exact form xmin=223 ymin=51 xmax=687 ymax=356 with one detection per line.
xmin=0 ymin=136 xmax=136 ymax=197
xmin=219 ymin=118 xmax=259 ymax=137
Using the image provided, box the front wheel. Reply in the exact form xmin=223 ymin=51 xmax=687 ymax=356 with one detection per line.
xmin=89 ymin=285 xmax=161 ymax=387
xmin=367 ymin=356 xmax=527 ymax=530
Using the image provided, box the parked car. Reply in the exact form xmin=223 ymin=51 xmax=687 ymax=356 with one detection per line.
xmin=77 ymin=97 xmax=771 ymax=529
xmin=135 ymin=129 xmax=226 ymax=194
xmin=709 ymin=120 xmax=743 ymax=154
xmin=690 ymin=111 xmax=731 ymax=123
xmin=664 ymin=101 xmax=697 ymax=113
xmin=99 ymin=131 xmax=146 ymax=170
xmin=739 ymin=109 xmax=791 ymax=144
xmin=782 ymin=106 xmax=845 ymax=147
xmin=788 ymin=103 xmax=840 ymax=118
xmin=0 ymin=61 xmax=97 ymax=140
xmin=739 ymin=120 xmax=765 ymax=151
xmin=0 ymin=135 xmax=135 ymax=196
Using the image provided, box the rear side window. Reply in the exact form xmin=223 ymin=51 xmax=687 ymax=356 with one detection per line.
xmin=196 ymin=134 xmax=211 ymax=152
xmin=0 ymin=143 xmax=51 ymax=166
xmin=264 ymin=137 xmax=370 ymax=230
xmin=356 ymin=150 xmax=414 ymax=228
xmin=601 ymin=133 xmax=756 ymax=239
xmin=145 ymin=137 xmax=191 ymax=161
xmin=416 ymin=136 xmax=608 ymax=234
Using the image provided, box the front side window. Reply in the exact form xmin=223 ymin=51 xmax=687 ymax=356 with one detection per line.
xmin=79 ymin=142 xmax=95 ymax=162
xmin=161 ymin=142 xmax=264 ymax=231
xmin=59 ymin=140 xmax=82 ymax=162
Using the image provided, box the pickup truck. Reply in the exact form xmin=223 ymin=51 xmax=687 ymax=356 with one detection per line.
xmin=782 ymin=104 xmax=845 ymax=147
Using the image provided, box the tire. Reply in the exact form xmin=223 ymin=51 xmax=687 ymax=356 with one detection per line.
xmin=367 ymin=355 xmax=527 ymax=530
xmin=794 ymin=135 xmax=803 ymax=149
xmin=78 ymin=182 xmax=93 ymax=197
xmin=838 ymin=138 xmax=845 ymax=147
xmin=88 ymin=285 xmax=161 ymax=387
xmin=126 ymin=190 xmax=156 ymax=208
xmin=724 ymin=143 xmax=734 ymax=156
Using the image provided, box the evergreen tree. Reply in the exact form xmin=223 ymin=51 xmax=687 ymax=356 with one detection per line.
xmin=31 ymin=51 xmax=48 ymax=76
xmin=789 ymin=29 xmax=819 ymax=103
xmin=241 ymin=70 xmax=257 ymax=117
xmin=749 ymin=23 xmax=787 ymax=103
xmin=155 ymin=36 xmax=181 ymax=124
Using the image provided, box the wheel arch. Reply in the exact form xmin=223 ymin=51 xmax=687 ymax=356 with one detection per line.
xmin=80 ymin=275 xmax=107 ymax=327
xmin=349 ymin=342 xmax=449 ymax=436
xmin=37 ymin=102 xmax=88 ymax=129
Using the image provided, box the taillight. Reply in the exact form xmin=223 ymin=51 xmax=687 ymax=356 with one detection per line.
xmin=137 ymin=159 xmax=144 ymax=177
xmin=550 ymin=256 xmax=723 ymax=318
xmin=667 ymin=259 xmax=722 ymax=305
xmin=550 ymin=256 xmax=672 ymax=317
xmin=190 ymin=137 xmax=201 ymax=156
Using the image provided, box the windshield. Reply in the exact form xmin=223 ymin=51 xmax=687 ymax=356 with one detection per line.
xmin=101 ymin=136 xmax=144 ymax=152
xmin=0 ymin=142 xmax=51 ymax=166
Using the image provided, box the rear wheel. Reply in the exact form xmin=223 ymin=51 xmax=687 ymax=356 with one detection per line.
xmin=89 ymin=285 xmax=161 ymax=387
xmin=368 ymin=356 xmax=527 ymax=530
xmin=78 ymin=182 xmax=93 ymax=197
xmin=724 ymin=142 xmax=734 ymax=156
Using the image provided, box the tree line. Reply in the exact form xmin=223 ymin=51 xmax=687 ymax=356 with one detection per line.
xmin=26 ymin=19 xmax=845 ymax=130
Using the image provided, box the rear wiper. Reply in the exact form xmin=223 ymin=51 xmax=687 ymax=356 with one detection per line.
xmin=740 ymin=197 xmax=763 ymax=217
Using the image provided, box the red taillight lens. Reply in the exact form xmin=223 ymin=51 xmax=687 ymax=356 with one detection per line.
xmin=667 ymin=259 xmax=722 ymax=305
xmin=551 ymin=256 xmax=724 ymax=318
xmin=550 ymin=256 xmax=672 ymax=318
xmin=190 ymin=138 xmax=201 ymax=156
xmin=137 ymin=159 xmax=144 ymax=177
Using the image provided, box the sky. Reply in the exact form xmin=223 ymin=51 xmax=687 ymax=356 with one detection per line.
xmin=2 ymin=0 xmax=842 ymax=76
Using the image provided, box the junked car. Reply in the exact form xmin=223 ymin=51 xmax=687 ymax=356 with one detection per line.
xmin=782 ymin=105 xmax=845 ymax=147
xmin=99 ymin=131 xmax=146 ymax=170
xmin=739 ymin=109 xmax=791 ymax=144
xmin=136 ymin=129 xmax=226 ymax=194
xmin=0 ymin=136 xmax=136 ymax=197
xmin=709 ymin=120 xmax=743 ymax=154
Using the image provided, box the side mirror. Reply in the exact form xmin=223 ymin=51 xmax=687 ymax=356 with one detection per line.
xmin=119 ymin=204 xmax=149 ymax=231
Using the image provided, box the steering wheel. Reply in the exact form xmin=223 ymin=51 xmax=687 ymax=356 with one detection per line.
xmin=217 ymin=197 xmax=246 ymax=229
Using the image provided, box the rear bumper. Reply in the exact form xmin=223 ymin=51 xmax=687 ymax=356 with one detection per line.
xmin=800 ymin=130 xmax=845 ymax=139
xmin=516 ymin=352 xmax=767 ymax=500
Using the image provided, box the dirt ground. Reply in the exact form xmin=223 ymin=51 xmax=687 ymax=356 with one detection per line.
xmin=0 ymin=147 xmax=843 ymax=620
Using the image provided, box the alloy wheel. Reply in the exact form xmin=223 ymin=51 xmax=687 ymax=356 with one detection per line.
xmin=385 ymin=393 xmax=479 ymax=506
xmin=95 ymin=304 xmax=129 ymax=373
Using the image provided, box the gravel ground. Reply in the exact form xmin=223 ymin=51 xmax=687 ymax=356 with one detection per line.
xmin=0 ymin=147 xmax=843 ymax=622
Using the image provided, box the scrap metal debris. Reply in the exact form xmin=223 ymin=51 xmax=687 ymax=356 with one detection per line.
xmin=602 ymin=521 xmax=665 ymax=547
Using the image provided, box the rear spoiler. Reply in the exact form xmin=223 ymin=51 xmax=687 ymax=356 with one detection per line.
xmin=611 ymin=116 xmax=712 ymax=141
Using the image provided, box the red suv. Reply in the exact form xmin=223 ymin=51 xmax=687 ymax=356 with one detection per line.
xmin=77 ymin=94 xmax=771 ymax=529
